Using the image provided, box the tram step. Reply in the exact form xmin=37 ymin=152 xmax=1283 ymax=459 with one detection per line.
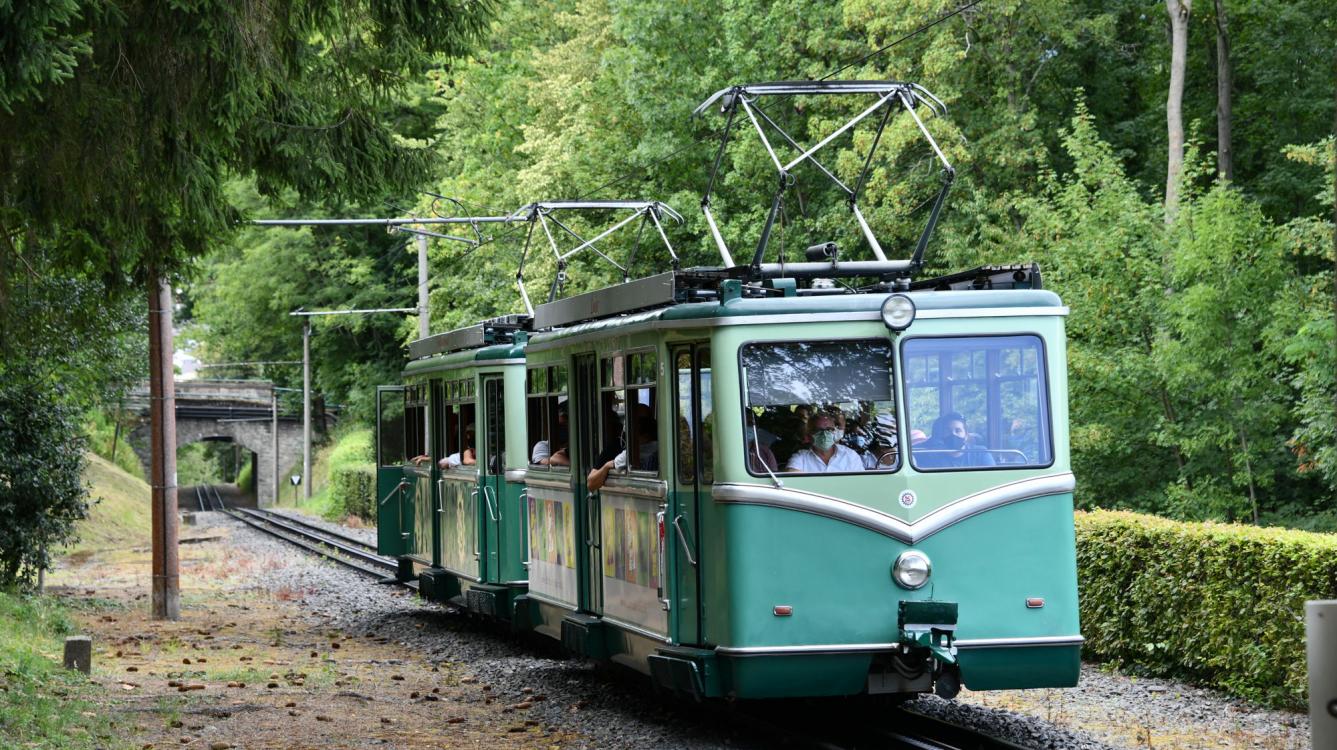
xmin=464 ymin=584 xmax=510 ymax=619
xmin=560 ymin=614 xmax=609 ymax=660
xmin=417 ymin=569 xmax=461 ymax=604
xmin=648 ymin=646 xmax=721 ymax=700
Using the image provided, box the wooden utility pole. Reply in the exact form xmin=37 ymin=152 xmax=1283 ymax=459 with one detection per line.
xmin=1165 ymin=0 xmax=1192 ymax=222
xmin=148 ymin=277 xmax=180 ymax=620
xmin=1214 ymin=0 xmax=1233 ymax=181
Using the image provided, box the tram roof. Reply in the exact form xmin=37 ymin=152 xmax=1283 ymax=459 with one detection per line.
xmin=402 ymin=341 xmax=524 ymax=377
xmin=526 ymin=287 xmax=1064 ymax=349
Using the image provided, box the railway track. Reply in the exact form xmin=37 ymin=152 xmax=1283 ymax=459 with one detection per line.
xmin=222 ymin=503 xmax=413 ymax=588
xmin=210 ymin=497 xmax=1028 ymax=748
xmin=732 ymin=700 xmax=1036 ymax=750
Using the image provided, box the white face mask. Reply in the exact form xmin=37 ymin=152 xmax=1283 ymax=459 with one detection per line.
xmin=832 ymin=428 xmax=844 ymax=443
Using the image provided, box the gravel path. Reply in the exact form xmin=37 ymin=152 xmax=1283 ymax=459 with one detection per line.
xmin=226 ymin=510 xmax=1307 ymax=749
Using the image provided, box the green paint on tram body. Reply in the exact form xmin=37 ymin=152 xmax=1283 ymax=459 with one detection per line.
xmin=375 ymin=286 xmax=1080 ymax=699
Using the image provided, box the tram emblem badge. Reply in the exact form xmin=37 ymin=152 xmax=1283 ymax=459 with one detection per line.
xmin=898 ymin=490 xmax=918 ymax=509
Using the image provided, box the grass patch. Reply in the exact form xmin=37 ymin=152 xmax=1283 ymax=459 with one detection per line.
xmin=289 ymin=427 xmax=373 ymax=521
xmin=83 ymin=410 xmax=144 ymax=480
xmin=0 ymin=590 xmax=128 ymax=749
xmin=61 ymin=453 xmax=152 ymax=557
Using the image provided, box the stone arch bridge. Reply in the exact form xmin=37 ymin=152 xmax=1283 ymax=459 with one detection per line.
xmin=124 ymin=380 xmax=309 ymax=506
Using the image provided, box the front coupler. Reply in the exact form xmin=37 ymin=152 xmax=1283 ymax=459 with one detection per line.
xmin=898 ymin=600 xmax=961 ymax=698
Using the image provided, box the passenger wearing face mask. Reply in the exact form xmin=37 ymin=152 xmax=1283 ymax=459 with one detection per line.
xmin=785 ymin=411 xmax=865 ymax=473
xmin=915 ymin=412 xmax=996 ymax=469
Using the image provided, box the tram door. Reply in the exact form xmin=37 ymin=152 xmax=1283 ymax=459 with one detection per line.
xmin=573 ymin=354 xmax=603 ymax=615
xmin=375 ymin=385 xmax=410 ymax=557
xmin=481 ymin=376 xmax=505 ymax=581
xmin=671 ymin=345 xmax=710 ymax=644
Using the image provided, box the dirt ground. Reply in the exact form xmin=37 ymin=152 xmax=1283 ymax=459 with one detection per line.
xmin=47 ymin=519 xmax=581 ymax=750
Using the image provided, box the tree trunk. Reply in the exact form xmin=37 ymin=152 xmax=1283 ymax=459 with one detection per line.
xmin=1234 ymin=416 xmax=1259 ymax=524
xmin=1214 ymin=0 xmax=1233 ymax=181
xmin=1165 ymin=0 xmax=1192 ymax=222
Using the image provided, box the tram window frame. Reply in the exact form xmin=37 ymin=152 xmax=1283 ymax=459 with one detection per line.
xmin=597 ymin=350 xmax=660 ymax=478
xmin=455 ymin=376 xmax=477 ymax=470
xmin=404 ymin=384 xmax=428 ymax=463
xmin=626 ymin=350 xmax=659 ymax=477
xmin=737 ymin=338 xmax=900 ymax=477
xmin=900 ymin=333 xmax=1055 ymax=473
xmin=527 ymin=364 xmax=570 ymax=472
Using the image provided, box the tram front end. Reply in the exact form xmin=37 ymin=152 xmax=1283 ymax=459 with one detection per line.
xmin=685 ymin=290 xmax=1081 ymax=700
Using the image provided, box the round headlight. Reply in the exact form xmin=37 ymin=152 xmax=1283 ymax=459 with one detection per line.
xmin=892 ymin=550 xmax=932 ymax=590
xmin=881 ymin=294 xmax=916 ymax=331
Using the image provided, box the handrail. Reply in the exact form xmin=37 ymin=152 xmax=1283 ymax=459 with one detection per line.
xmin=380 ymin=480 xmax=410 ymax=506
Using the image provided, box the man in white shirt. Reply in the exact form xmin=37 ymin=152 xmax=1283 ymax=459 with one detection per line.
xmin=786 ymin=412 xmax=864 ymax=473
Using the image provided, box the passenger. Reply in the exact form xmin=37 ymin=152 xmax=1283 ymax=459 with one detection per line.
xmin=587 ymin=407 xmax=628 ymax=491
xmin=635 ymin=416 xmax=659 ymax=472
xmin=588 ymin=405 xmax=658 ymax=490
xmin=442 ymin=423 xmax=478 ymax=469
xmin=862 ymin=413 xmax=899 ymax=469
xmin=531 ymin=403 xmax=570 ymax=466
xmin=786 ymin=412 xmax=864 ymax=473
xmin=915 ymin=412 xmax=996 ymax=469
xmin=745 ymin=412 xmax=779 ymax=473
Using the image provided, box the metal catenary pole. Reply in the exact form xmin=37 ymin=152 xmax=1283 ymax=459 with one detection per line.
xmin=148 ymin=277 xmax=180 ymax=620
xmin=271 ymin=387 xmax=279 ymax=506
xmin=290 ymin=307 xmax=417 ymax=500
xmin=302 ymin=319 xmax=311 ymax=499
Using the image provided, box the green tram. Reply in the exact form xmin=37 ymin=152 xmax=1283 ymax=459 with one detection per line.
xmin=375 ymin=265 xmax=1080 ymax=701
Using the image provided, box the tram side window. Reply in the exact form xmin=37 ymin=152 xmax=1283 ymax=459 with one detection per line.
xmin=594 ymin=352 xmax=660 ymax=477
xmin=404 ymin=385 xmax=427 ymax=463
xmin=903 ymin=335 xmax=1052 ymax=471
xmin=377 ymin=392 xmax=406 ymax=468
xmin=740 ymin=340 xmax=897 ymax=475
xmin=597 ymin=355 xmax=627 ymax=475
xmin=527 ymin=366 xmax=570 ymax=469
xmin=627 ymin=352 xmax=658 ymax=474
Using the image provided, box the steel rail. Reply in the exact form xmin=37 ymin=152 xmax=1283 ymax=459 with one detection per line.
xmin=240 ymin=507 xmax=378 ymax=554
xmin=727 ymin=702 xmax=1035 ymax=750
xmin=224 ymin=508 xmax=412 ymax=588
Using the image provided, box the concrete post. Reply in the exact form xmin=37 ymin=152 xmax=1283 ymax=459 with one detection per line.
xmin=63 ymin=636 xmax=92 ymax=674
xmin=148 ymin=278 xmax=180 ymax=620
xmin=1309 ymin=600 xmax=1337 ymax=749
xmin=303 ymin=319 xmax=312 ymax=500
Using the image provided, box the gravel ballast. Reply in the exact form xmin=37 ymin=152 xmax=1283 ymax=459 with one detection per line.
xmin=234 ymin=510 xmax=1308 ymax=749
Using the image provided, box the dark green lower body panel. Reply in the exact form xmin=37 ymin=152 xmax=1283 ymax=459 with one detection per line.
xmin=652 ymin=644 xmax=1081 ymax=699
xmin=721 ymin=654 xmax=874 ymax=699
xmin=957 ymin=645 xmax=1081 ymax=690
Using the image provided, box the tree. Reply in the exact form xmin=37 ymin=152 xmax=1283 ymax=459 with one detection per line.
xmin=0 ymin=252 xmax=145 ymax=588
xmin=1165 ymin=0 xmax=1192 ymax=221
xmin=1213 ymin=0 xmax=1233 ymax=181
xmin=0 ymin=0 xmax=496 ymax=591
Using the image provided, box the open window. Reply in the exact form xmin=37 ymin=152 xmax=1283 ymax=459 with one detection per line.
xmin=595 ymin=352 xmax=660 ymax=477
xmin=527 ymin=365 xmax=570 ymax=470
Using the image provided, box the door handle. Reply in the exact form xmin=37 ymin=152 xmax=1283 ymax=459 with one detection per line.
xmin=483 ymin=485 xmax=500 ymax=522
xmin=673 ymin=515 xmax=697 ymax=567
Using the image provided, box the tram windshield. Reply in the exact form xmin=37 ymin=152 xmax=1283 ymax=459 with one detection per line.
xmin=903 ymin=335 xmax=1052 ymax=471
xmin=740 ymin=340 xmax=898 ymax=475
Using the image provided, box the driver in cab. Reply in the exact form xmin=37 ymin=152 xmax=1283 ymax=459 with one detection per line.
xmin=786 ymin=411 xmax=864 ymax=473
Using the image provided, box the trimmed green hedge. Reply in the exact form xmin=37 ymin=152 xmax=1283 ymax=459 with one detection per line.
xmin=1077 ymin=510 xmax=1337 ymax=709
xmin=329 ymin=464 xmax=376 ymax=521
